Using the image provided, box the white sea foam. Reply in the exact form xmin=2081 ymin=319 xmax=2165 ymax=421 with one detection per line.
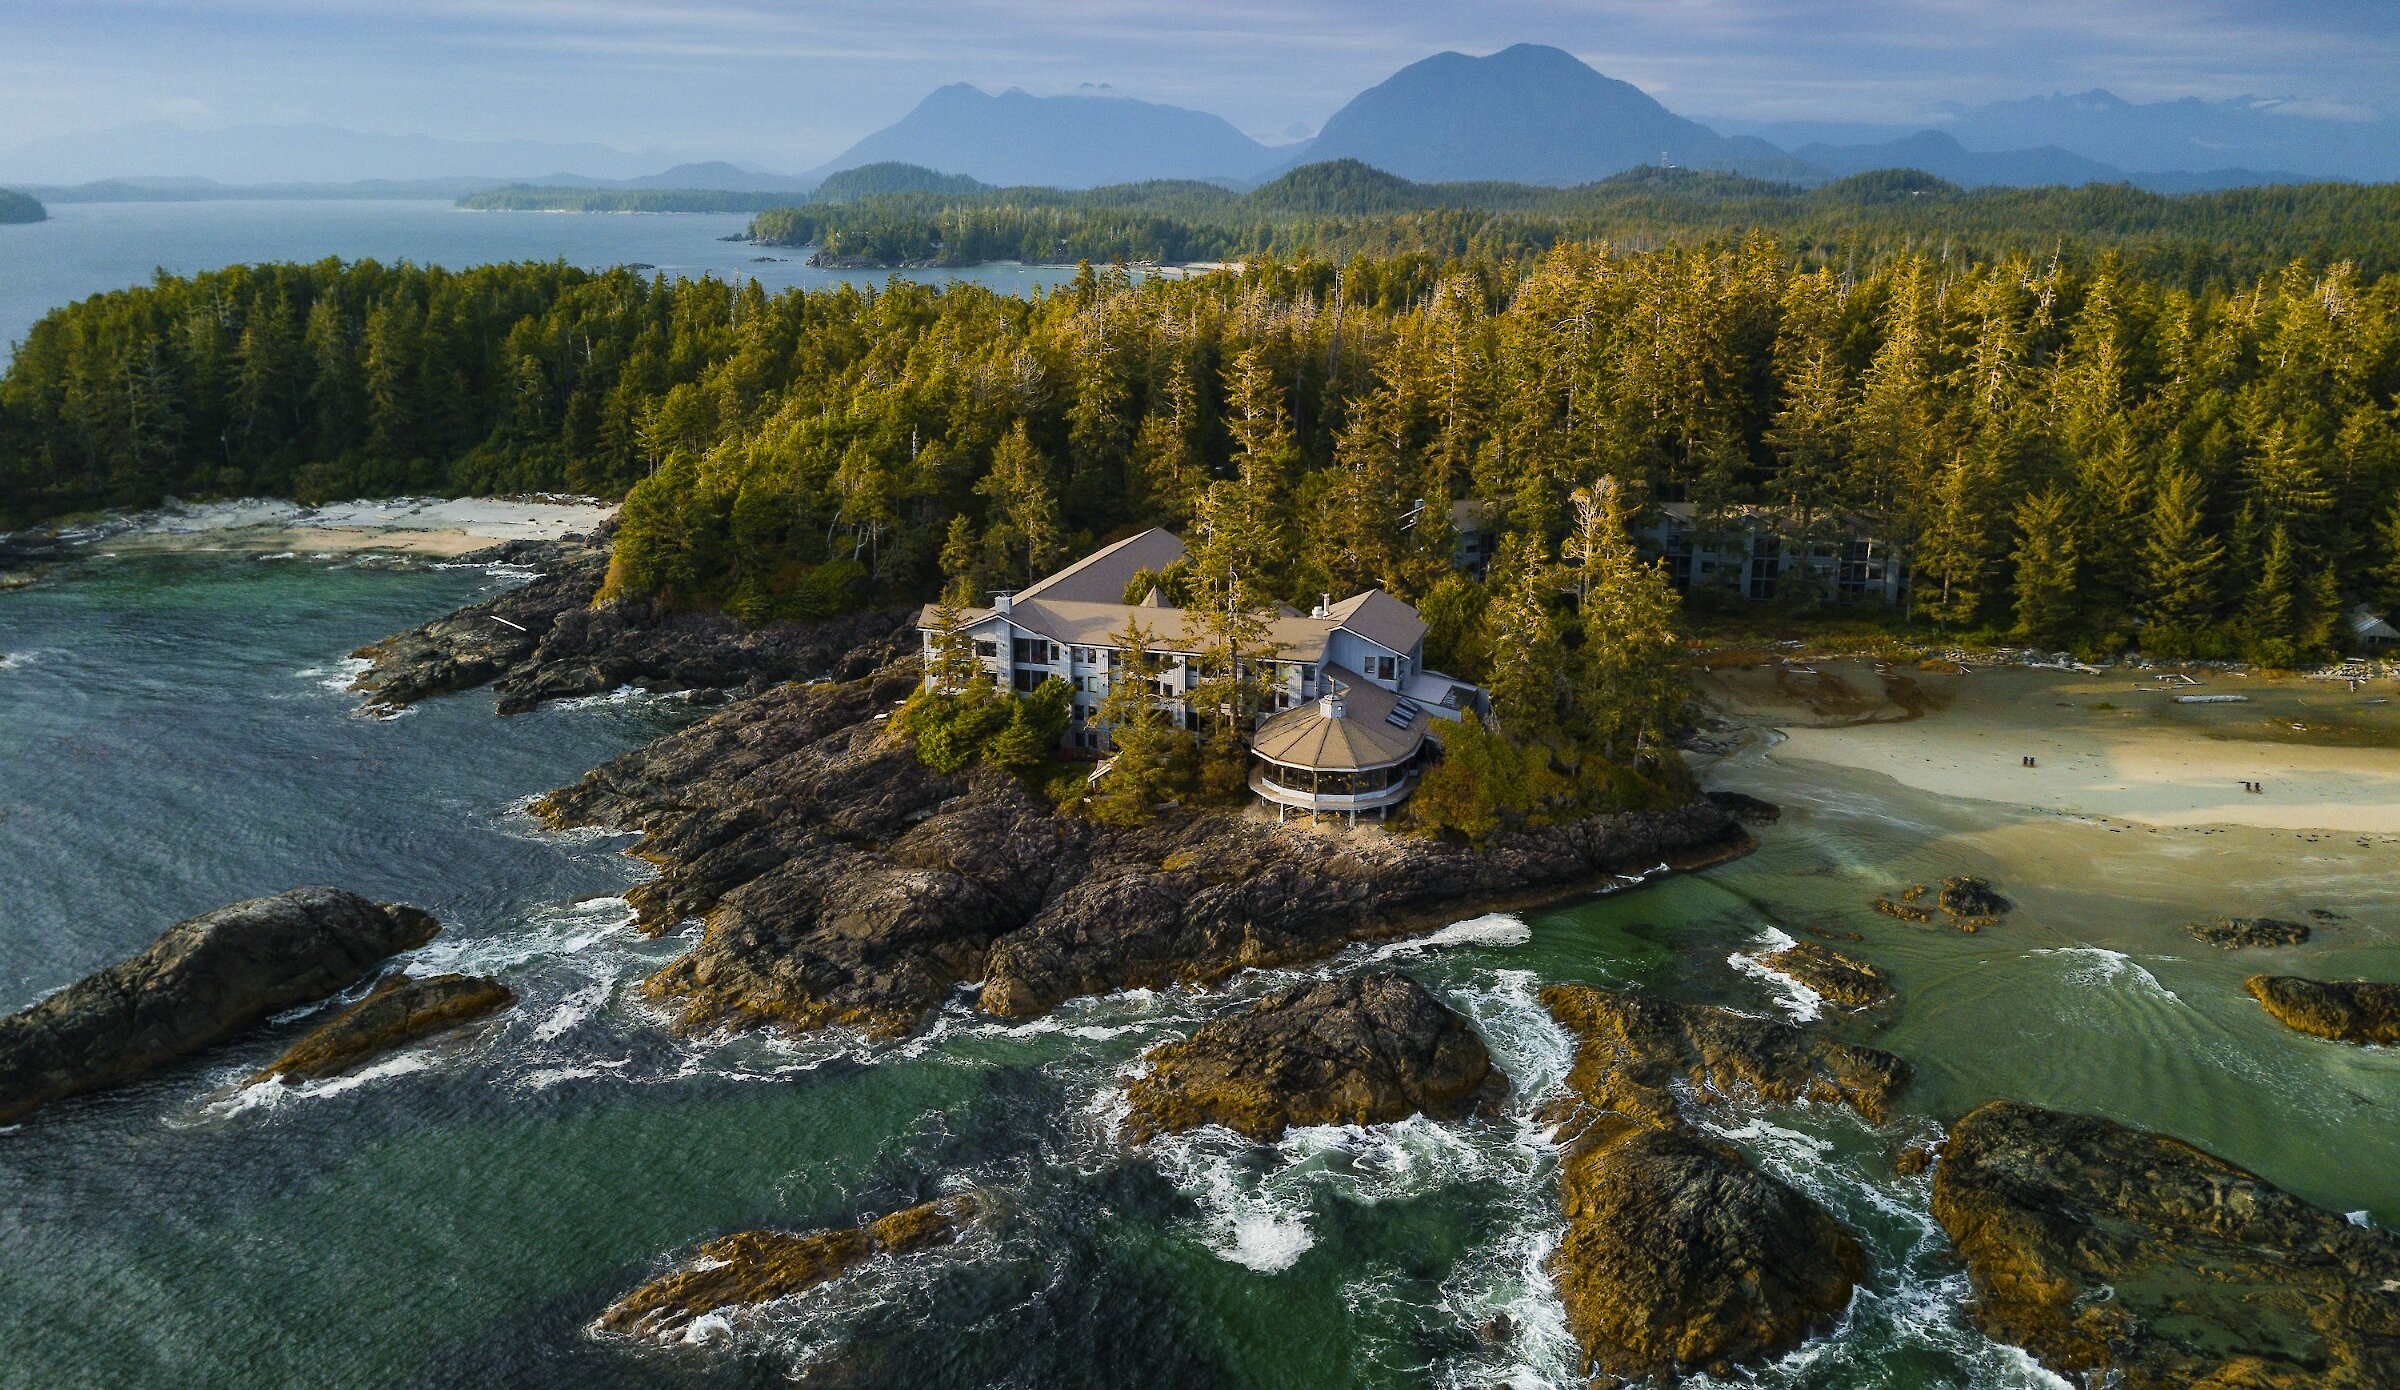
xmin=200 ymin=1049 xmax=444 ymax=1120
xmin=294 ymin=654 xmax=373 ymax=694
xmin=1728 ymin=926 xmax=1826 ymax=1022
xmin=1369 ymin=912 xmax=1532 ymax=960
xmin=0 ymin=649 xmax=45 ymax=672
xmin=2029 ymin=946 xmax=2181 ymax=1002
xmin=1441 ymin=968 xmax=1576 ymax=1106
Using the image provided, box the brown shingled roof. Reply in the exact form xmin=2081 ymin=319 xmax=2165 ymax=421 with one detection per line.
xmin=1249 ymin=667 xmax=1427 ymax=771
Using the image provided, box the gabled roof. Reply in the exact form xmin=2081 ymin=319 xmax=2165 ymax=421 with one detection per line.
xmin=1250 ymin=666 xmax=1428 ymax=771
xmin=1016 ymin=527 xmax=1186 ymax=604
xmin=1325 ymin=590 xmax=1427 ymax=657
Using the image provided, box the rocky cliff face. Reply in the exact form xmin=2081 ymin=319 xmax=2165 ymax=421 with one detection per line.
xmin=1932 ymin=1100 xmax=2400 ymax=1388
xmin=349 ymin=533 xmax=911 ymax=714
xmin=0 ymin=888 xmax=439 ymax=1122
xmin=530 ymin=663 xmax=1748 ymax=1040
xmin=1122 ymin=972 xmax=1500 ymax=1142
xmin=2247 ymin=975 xmax=2400 ymax=1044
xmin=253 ymin=973 xmax=515 ymax=1084
xmin=1537 ymin=984 xmax=1908 ymax=1380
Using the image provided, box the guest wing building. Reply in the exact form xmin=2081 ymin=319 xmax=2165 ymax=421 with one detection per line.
xmin=917 ymin=529 xmax=1485 ymax=823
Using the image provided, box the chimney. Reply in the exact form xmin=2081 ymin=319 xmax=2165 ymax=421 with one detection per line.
xmin=1312 ymin=593 xmax=1330 ymax=619
xmin=1319 ymin=692 xmax=1345 ymax=720
xmin=994 ymin=590 xmax=1014 ymax=616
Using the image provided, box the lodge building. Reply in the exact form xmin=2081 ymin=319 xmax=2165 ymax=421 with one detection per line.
xmin=917 ymin=529 xmax=1484 ymax=822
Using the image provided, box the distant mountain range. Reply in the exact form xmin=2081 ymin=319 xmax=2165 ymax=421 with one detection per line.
xmin=5 ymin=47 xmax=2392 ymax=198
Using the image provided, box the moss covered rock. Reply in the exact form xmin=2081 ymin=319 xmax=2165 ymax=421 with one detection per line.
xmin=1536 ymin=984 xmax=1906 ymax=1380
xmin=597 ymin=1193 xmax=982 ymax=1340
xmin=253 ymin=973 xmax=515 ymax=1084
xmin=2247 ymin=976 xmax=2400 ymax=1045
xmin=1757 ymin=941 xmax=1893 ymax=1009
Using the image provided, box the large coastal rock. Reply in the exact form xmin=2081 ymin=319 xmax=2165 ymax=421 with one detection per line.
xmin=2246 ymin=976 xmax=2400 ymax=1045
xmin=349 ymin=532 xmax=911 ymax=714
xmin=597 ymin=1194 xmax=982 ymax=1340
xmin=253 ymin=973 xmax=515 ymax=1084
xmin=1122 ymin=972 xmax=1500 ymax=1143
xmin=1932 ymin=1100 xmax=2400 ymax=1388
xmin=1536 ymin=985 xmax=1906 ymax=1380
xmin=529 ymin=663 xmax=1749 ymax=1039
xmin=0 ymin=888 xmax=439 ymax=1122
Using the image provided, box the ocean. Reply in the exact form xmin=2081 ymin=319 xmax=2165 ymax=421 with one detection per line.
xmin=0 ymin=199 xmax=1097 ymax=364
xmin=1 ymin=555 xmax=2394 ymax=1386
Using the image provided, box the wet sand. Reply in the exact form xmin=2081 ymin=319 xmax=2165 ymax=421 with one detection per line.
xmin=1706 ymin=659 xmax=2400 ymax=834
xmin=60 ymin=496 xmax=616 ymax=558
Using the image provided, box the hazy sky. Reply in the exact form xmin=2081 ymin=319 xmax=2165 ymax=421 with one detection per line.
xmin=5 ymin=0 xmax=2397 ymax=166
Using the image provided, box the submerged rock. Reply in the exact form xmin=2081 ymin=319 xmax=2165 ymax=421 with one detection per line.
xmin=0 ymin=888 xmax=438 ymax=1122
xmin=1932 ymin=1099 xmax=2400 ymax=1388
xmin=530 ymin=662 xmax=1750 ymax=1040
xmin=1122 ymin=972 xmax=1500 ymax=1143
xmin=1756 ymin=941 xmax=1893 ymax=1010
xmin=349 ymin=529 xmax=911 ymax=714
xmin=597 ymin=1193 xmax=982 ymax=1340
xmin=2188 ymin=917 xmax=2312 ymax=949
xmin=253 ymin=973 xmax=515 ymax=1084
xmin=2247 ymin=976 xmax=2400 ymax=1045
xmin=1536 ymin=984 xmax=1906 ymax=1380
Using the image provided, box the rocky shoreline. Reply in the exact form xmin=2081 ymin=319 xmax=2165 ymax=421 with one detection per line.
xmin=526 ymin=659 xmax=1748 ymax=1039
xmin=348 ymin=531 xmax=913 ymax=714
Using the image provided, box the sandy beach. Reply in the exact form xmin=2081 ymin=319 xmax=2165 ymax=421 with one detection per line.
xmin=57 ymin=496 xmax=617 ymax=558
xmin=1705 ymin=658 xmax=2400 ymax=835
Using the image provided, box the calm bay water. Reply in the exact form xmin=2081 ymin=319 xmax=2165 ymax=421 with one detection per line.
xmin=1 ymin=554 xmax=2394 ymax=1388
xmin=0 ymin=199 xmax=1093 ymax=362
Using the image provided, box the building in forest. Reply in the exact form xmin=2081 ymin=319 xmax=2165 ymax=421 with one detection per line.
xmin=1636 ymin=502 xmax=1905 ymax=605
xmin=917 ymin=530 xmax=1484 ymax=823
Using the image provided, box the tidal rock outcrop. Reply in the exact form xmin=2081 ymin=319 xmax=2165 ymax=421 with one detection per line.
xmin=1122 ymin=972 xmax=1500 ymax=1142
xmin=597 ymin=1193 xmax=983 ymax=1340
xmin=1536 ymin=984 xmax=1907 ymax=1380
xmin=253 ymin=973 xmax=515 ymax=1084
xmin=1872 ymin=875 xmax=2011 ymax=931
xmin=349 ymin=531 xmax=911 ymax=714
xmin=0 ymin=888 xmax=439 ymax=1122
xmin=2246 ymin=976 xmax=2400 ymax=1045
xmin=529 ymin=662 xmax=1748 ymax=1040
xmin=2187 ymin=917 xmax=2311 ymax=949
xmin=1756 ymin=941 xmax=1893 ymax=1010
xmin=1932 ymin=1099 xmax=2400 ymax=1388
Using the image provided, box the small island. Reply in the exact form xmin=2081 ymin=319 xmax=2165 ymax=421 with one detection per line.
xmin=0 ymin=188 xmax=46 ymax=224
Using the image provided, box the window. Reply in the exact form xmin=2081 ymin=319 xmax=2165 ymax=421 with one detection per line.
xmin=1013 ymin=670 xmax=1043 ymax=693
xmin=973 ymin=639 xmax=996 ymax=659
xmin=1375 ymin=655 xmax=1396 ymax=682
xmin=1301 ymin=664 xmax=1317 ymax=687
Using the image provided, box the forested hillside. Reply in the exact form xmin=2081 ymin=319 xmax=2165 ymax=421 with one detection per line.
xmin=3 ymin=240 xmax=2395 ymax=671
xmin=744 ymin=163 xmax=2400 ymax=285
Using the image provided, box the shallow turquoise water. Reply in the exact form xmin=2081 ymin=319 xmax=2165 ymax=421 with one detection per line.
xmin=1 ymin=553 xmax=2391 ymax=1388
